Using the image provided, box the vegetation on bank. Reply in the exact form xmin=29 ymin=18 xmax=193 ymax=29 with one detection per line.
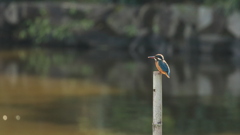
xmin=18 ymin=9 xmax=94 ymax=44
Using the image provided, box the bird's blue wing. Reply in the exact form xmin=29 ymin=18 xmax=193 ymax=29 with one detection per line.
xmin=158 ymin=60 xmax=170 ymax=76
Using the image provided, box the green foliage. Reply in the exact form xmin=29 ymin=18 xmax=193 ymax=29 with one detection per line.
xmin=80 ymin=65 xmax=94 ymax=76
xmin=78 ymin=19 xmax=95 ymax=30
xmin=152 ymin=24 xmax=160 ymax=34
xmin=69 ymin=8 xmax=78 ymax=15
xmin=19 ymin=9 xmax=94 ymax=45
xmin=123 ymin=25 xmax=138 ymax=37
xmin=19 ymin=12 xmax=69 ymax=44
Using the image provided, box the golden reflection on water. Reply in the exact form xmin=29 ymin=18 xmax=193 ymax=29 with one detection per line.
xmin=0 ymin=107 xmax=143 ymax=135
xmin=0 ymin=73 xmax=121 ymax=104
xmin=0 ymin=73 xmax=127 ymax=135
xmin=0 ymin=49 xmax=26 ymax=60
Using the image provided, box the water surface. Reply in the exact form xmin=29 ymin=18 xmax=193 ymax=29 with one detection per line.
xmin=0 ymin=48 xmax=239 ymax=135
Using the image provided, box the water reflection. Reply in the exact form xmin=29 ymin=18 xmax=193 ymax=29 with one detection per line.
xmin=0 ymin=48 xmax=240 ymax=135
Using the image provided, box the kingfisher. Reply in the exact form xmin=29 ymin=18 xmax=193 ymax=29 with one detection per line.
xmin=148 ymin=54 xmax=170 ymax=78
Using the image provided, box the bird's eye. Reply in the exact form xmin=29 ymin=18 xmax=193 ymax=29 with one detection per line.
xmin=155 ymin=56 xmax=162 ymax=60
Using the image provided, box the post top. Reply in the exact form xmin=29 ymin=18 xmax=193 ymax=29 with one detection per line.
xmin=153 ymin=71 xmax=162 ymax=75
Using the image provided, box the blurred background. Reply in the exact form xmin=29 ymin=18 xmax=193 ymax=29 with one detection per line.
xmin=0 ymin=0 xmax=240 ymax=135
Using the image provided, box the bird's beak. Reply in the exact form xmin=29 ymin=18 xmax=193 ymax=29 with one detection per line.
xmin=148 ymin=56 xmax=155 ymax=59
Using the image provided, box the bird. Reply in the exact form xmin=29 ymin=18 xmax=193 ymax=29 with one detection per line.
xmin=148 ymin=54 xmax=170 ymax=78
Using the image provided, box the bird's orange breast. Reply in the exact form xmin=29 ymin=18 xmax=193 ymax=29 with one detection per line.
xmin=155 ymin=61 xmax=169 ymax=78
xmin=155 ymin=61 xmax=164 ymax=73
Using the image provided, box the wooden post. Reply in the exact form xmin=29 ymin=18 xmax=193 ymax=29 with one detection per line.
xmin=153 ymin=71 xmax=162 ymax=135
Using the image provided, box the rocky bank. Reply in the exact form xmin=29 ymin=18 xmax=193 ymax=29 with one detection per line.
xmin=1 ymin=2 xmax=240 ymax=55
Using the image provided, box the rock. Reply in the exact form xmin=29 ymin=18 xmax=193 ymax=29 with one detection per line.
xmin=19 ymin=3 xmax=41 ymax=19
xmin=197 ymin=6 xmax=213 ymax=31
xmin=61 ymin=3 xmax=86 ymax=20
xmin=227 ymin=12 xmax=240 ymax=38
xmin=46 ymin=3 xmax=65 ymax=24
xmin=4 ymin=3 xmax=19 ymax=24
xmin=0 ymin=4 xmax=7 ymax=27
xmin=107 ymin=6 xmax=138 ymax=35
xmin=211 ymin=9 xmax=226 ymax=33
xmin=72 ymin=3 xmax=109 ymax=17
xmin=137 ymin=4 xmax=155 ymax=29
xmin=184 ymin=24 xmax=194 ymax=39
xmin=154 ymin=4 xmax=178 ymax=38
xmin=171 ymin=4 xmax=198 ymax=24
xmin=232 ymin=39 xmax=240 ymax=59
xmin=78 ymin=4 xmax=117 ymax=35
xmin=78 ymin=3 xmax=116 ymax=21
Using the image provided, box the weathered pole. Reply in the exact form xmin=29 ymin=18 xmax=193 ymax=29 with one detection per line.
xmin=153 ymin=71 xmax=162 ymax=135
